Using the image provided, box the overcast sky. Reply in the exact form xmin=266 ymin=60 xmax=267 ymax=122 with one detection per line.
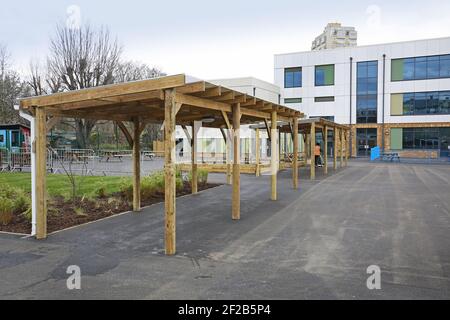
xmin=1 ymin=0 xmax=450 ymax=82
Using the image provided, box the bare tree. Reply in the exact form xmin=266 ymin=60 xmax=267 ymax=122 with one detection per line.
xmin=28 ymin=24 xmax=164 ymax=149
xmin=44 ymin=24 xmax=122 ymax=148
xmin=0 ymin=44 xmax=28 ymax=124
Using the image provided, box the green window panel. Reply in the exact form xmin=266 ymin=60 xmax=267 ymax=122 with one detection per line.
xmin=315 ymin=65 xmax=335 ymax=86
xmin=391 ymin=94 xmax=404 ymax=115
xmin=391 ymin=59 xmax=404 ymax=81
xmin=284 ymin=98 xmax=302 ymax=104
xmin=391 ymin=128 xmax=403 ymax=150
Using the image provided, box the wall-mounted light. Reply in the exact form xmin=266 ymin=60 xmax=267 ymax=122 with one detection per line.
xmin=201 ymin=116 xmax=215 ymax=124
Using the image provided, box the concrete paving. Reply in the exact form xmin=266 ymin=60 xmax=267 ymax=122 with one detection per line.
xmin=0 ymin=161 xmax=449 ymax=300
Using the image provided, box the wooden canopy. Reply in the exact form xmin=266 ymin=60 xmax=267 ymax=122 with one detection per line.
xmin=20 ymin=74 xmax=303 ymax=126
xmin=19 ymin=74 xmax=305 ymax=256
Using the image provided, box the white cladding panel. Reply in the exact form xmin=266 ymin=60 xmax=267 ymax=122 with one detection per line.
xmin=275 ymin=37 xmax=450 ymax=125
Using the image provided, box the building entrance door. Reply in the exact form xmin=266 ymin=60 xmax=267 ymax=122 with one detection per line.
xmin=357 ymin=128 xmax=377 ymax=157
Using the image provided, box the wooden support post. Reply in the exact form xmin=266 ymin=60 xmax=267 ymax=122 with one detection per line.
xmin=226 ymin=131 xmax=232 ymax=184
xmin=191 ymin=121 xmax=200 ymax=194
xmin=271 ymin=111 xmax=278 ymax=200
xmin=345 ymin=130 xmax=349 ymax=167
xmin=35 ymin=107 xmax=47 ymax=240
xmin=278 ymin=130 xmax=282 ymax=170
xmin=324 ymin=126 xmax=328 ymax=175
xmin=293 ymin=118 xmax=299 ymax=189
xmin=334 ymin=128 xmax=338 ymax=171
xmin=310 ymin=122 xmax=316 ymax=180
xmin=232 ymin=103 xmax=241 ymax=220
xmin=340 ymin=128 xmax=344 ymax=168
xmin=164 ymin=89 xmax=176 ymax=255
xmin=255 ymin=128 xmax=261 ymax=177
xmin=132 ymin=118 xmax=141 ymax=212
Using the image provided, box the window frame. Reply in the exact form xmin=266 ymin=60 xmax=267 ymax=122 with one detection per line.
xmin=284 ymin=67 xmax=302 ymax=88
xmin=315 ymin=64 xmax=335 ymax=87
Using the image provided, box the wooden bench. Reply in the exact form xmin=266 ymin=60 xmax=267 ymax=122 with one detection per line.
xmin=381 ymin=152 xmax=401 ymax=162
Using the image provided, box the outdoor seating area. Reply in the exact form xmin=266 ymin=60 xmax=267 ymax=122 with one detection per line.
xmin=17 ymin=74 xmax=353 ymax=256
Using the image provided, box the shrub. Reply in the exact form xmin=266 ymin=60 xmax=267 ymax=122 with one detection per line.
xmin=188 ymin=169 xmax=209 ymax=186
xmin=119 ymin=178 xmax=133 ymax=201
xmin=0 ymin=197 xmax=14 ymax=225
xmin=0 ymin=185 xmax=31 ymax=224
xmin=95 ymin=184 xmax=108 ymax=198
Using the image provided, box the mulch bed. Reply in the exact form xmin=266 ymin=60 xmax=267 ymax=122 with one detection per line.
xmin=0 ymin=182 xmax=221 ymax=235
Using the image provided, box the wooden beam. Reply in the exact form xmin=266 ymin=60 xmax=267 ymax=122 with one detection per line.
xmin=175 ymin=93 xmax=275 ymax=121
xmin=264 ymin=119 xmax=271 ymax=142
xmin=196 ymin=86 xmax=222 ymax=98
xmin=324 ymin=126 xmax=328 ymax=175
xmin=181 ymin=125 xmax=192 ymax=143
xmin=221 ymin=110 xmax=232 ymax=130
xmin=271 ymin=111 xmax=278 ymax=201
xmin=21 ymin=74 xmax=186 ymax=108
xmin=310 ymin=122 xmax=316 ymax=180
xmin=177 ymin=81 xmax=206 ymax=94
xmin=46 ymin=117 xmax=61 ymax=133
xmin=216 ymin=91 xmax=235 ymax=102
xmin=164 ymin=89 xmax=177 ymax=256
xmin=232 ymin=103 xmax=241 ymax=220
xmin=35 ymin=107 xmax=47 ymax=240
xmin=293 ymin=118 xmax=299 ymax=189
xmin=116 ymin=121 xmax=134 ymax=147
xmin=132 ymin=118 xmax=141 ymax=212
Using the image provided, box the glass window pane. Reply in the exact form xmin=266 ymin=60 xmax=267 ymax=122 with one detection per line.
xmin=427 ymin=57 xmax=440 ymax=78
xmin=392 ymin=59 xmax=404 ymax=81
xmin=315 ymin=69 xmax=325 ymax=86
xmin=440 ymin=57 xmax=450 ymax=78
xmin=367 ymin=78 xmax=378 ymax=95
xmin=403 ymin=93 xmax=414 ymax=115
xmin=357 ymin=81 xmax=367 ymax=95
xmin=285 ymin=71 xmax=293 ymax=88
xmin=426 ymin=92 xmax=439 ymax=114
xmin=357 ymin=63 xmax=367 ymax=78
xmin=440 ymin=91 xmax=450 ymax=114
xmin=414 ymin=93 xmax=427 ymax=114
xmin=415 ymin=61 xmax=427 ymax=79
xmin=404 ymin=62 xmax=415 ymax=80
xmin=368 ymin=63 xmax=378 ymax=77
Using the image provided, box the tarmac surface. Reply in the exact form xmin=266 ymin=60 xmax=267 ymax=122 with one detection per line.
xmin=0 ymin=161 xmax=449 ymax=299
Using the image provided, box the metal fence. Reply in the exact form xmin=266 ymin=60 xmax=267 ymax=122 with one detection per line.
xmin=0 ymin=148 xmax=9 ymax=172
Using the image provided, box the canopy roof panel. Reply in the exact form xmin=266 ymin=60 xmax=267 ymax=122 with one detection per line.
xmin=20 ymin=74 xmax=304 ymax=126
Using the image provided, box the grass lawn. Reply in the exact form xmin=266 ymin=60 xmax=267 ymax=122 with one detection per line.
xmin=0 ymin=173 xmax=127 ymax=198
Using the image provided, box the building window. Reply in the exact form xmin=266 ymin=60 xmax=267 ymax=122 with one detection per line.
xmin=391 ymin=54 xmax=450 ymax=81
xmin=315 ymin=65 xmax=335 ymax=86
xmin=284 ymin=98 xmax=302 ymax=104
xmin=284 ymin=68 xmax=302 ymax=88
xmin=310 ymin=116 xmax=335 ymax=121
xmin=391 ymin=91 xmax=450 ymax=116
xmin=357 ymin=61 xmax=378 ymax=124
xmin=314 ymin=96 xmax=335 ymax=102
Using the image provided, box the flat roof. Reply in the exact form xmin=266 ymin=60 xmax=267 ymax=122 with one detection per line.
xmin=20 ymin=74 xmax=304 ymax=127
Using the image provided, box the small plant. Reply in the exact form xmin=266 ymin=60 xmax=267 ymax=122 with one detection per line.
xmin=95 ymin=184 xmax=108 ymax=198
xmin=188 ymin=169 xmax=209 ymax=187
xmin=74 ymin=207 xmax=87 ymax=217
xmin=0 ymin=197 xmax=14 ymax=225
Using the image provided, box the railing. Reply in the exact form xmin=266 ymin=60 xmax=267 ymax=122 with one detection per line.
xmin=10 ymin=148 xmax=32 ymax=171
xmin=0 ymin=148 xmax=9 ymax=171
